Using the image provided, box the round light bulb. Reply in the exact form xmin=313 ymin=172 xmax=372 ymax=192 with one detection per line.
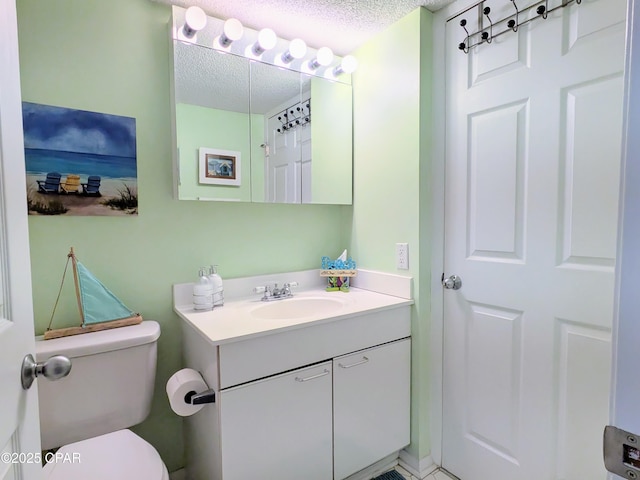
xmin=220 ymin=18 xmax=243 ymax=47
xmin=185 ymin=7 xmax=206 ymax=31
xmin=281 ymin=38 xmax=307 ymax=63
xmin=288 ymin=38 xmax=307 ymax=59
xmin=182 ymin=6 xmax=207 ymax=39
xmin=316 ymin=47 xmax=334 ymax=66
xmin=340 ymin=55 xmax=358 ymax=74
xmin=257 ymin=28 xmax=277 ymax=51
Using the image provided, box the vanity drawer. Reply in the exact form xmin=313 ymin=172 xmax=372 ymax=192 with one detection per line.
xmin=217 ymin=306 xmax=410 ymax=389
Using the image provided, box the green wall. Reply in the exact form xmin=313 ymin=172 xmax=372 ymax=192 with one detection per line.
xmin=310 ymin=78 xmax=353 ymax=205
xmin=176 ymin=103 xmax=251 ymax=202
xmin=16 ymin=0 xmax=346 ymax=472
xmin=350 ymin=8 xmax=433 ymax=461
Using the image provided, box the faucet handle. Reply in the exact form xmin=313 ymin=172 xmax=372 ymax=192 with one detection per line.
xmin=282 ymin=281 xmax=298 ymax=296
xmin=253 ymin=285 xmax=272 ymax=294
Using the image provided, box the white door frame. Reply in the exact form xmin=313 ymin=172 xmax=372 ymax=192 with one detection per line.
xmin=429 ymin=1 xmax=456 ymax=468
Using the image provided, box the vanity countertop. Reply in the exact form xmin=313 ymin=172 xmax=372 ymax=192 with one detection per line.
xmin=173 ymin=287 xmax=413 ymax=346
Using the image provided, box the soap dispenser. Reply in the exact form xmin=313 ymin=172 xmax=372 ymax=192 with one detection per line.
xmin=193 ymin=267 xmax=214 ymax=311
xmin=208 ymin=265 xmax=224 ymax=307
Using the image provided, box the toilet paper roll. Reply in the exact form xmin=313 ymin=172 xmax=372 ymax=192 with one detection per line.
xmin=166 ymin=368 xmax=208 ymax=417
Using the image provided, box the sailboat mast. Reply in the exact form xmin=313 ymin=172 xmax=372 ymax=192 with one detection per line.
xmin=69 ymin=247 xmax=85 ymax=325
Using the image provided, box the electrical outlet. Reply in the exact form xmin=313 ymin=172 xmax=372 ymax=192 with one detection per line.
xmin=396 ymin=243 xmax=409 ymax=270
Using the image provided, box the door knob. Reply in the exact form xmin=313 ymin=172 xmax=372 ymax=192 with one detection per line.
xmin=442 ymin=274 xmax=462 ymax=290
xmin=21 ymin=354 xmax=72 ymax=390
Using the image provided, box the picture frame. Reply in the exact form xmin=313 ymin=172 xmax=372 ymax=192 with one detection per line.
xmin=198 ymin=148 xmax=241 ymax=186
xmin=23 ymin=102 xmax=139 ymax=216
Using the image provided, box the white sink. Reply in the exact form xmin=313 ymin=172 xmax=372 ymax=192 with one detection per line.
xmin=250 ymin=297 xmax=346 ymax=320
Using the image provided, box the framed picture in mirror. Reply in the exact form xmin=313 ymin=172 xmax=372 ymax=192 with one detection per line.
xmin=199 ymin=147 xmax=241 ymax=186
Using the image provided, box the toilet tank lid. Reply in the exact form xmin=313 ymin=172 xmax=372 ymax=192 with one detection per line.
xmin=35 ymin=321 xmax=160 ymax=360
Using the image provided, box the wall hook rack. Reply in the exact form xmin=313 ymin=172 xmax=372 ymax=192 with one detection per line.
xmin=458 ymin=18 xmax=471 ymax=53
xmin=481 ymin=6 xmax=493 ymax=44
xmin=507 ymin=0 xmax=520 ymax=32
xmin=451 ymin=0 xmax=582 ymax=53
xmin=275 ymin=102 xmax=311 ymax=134
xmin=537 ymin=0 xmax=549 ymax=19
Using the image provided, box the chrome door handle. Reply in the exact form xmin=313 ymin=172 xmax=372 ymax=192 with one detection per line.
xmin=295 ymin=369 xmax=330 ymax=382
xmin=442 ymin=274 xmax=462 ymax=290
xmin=21 ymin=354 xmax=72 ymax=390
xmin=338 ymin=356 xmax=369 ymax=369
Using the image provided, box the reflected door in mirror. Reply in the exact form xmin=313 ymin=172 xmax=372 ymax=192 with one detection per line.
xmin=265 ymin=98 xmax=311 ymax=203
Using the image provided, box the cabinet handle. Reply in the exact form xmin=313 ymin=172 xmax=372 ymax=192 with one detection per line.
xmin=295 ymin=369 xmax=330 ymax=382
xmin=338 ymin=356 xmax=369 ymax=369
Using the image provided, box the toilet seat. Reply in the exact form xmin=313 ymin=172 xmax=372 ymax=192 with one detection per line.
xmin=43 ymin=429 xmax=169 ymax=480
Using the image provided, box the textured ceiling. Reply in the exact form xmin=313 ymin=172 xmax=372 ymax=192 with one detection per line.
xmin=174 ymin=41 xmax=311 ymax=114
xmin=155 ymin=0 xmax=455 ymax=55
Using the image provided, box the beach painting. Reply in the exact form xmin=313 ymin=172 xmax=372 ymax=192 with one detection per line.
xmin=23 ymin=102 xmax=138 ymax=216
xmin=198 ymin=147 xmax=241 ymax=186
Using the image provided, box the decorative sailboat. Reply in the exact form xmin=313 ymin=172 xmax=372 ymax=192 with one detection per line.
xmin=44 ymin=247 xmax=142 ymax=340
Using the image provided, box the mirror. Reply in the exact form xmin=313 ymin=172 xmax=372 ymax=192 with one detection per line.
xmin=170 ymin=18 xmax=353 ymax=205
xmin=250 ymin=65 xmax=353 ymax=204
xmin=172 ymin=42 xmax=252 ymax=202
xmin=249 ymin=61 xmax=302 ymax=203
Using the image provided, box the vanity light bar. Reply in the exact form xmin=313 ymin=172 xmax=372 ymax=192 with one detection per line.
xmin=171 ymin=6 xmax=357 ymax=80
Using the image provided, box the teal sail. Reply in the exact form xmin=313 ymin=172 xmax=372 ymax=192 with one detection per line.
xmin=76 ymin=261 xmax=135 ymax=325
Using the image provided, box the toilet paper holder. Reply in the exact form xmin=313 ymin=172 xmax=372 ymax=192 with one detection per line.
xmin=184 ymin=389 xmax=216 ymax=405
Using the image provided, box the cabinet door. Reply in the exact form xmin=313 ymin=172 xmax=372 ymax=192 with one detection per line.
xmin=219 ymin=361 xmax=333 ymax=480
xmin=333 ymin=338 xmax=411 ymax=479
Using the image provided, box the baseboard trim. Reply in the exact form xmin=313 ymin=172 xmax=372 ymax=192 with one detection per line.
xmin=398 ymin=450 xmax=437 ymax=479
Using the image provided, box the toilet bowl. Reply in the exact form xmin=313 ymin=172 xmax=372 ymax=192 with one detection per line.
xmin=35 ymin=321 xmax=168 ymax=479
xmin=43 ymin=430 xmax=169 ymax=480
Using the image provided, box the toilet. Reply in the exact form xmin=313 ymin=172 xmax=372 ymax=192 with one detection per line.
xmin=35 ymin=321 xmax=169 ymax=480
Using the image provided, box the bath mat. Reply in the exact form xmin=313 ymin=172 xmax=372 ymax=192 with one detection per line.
xmin=372 ymin=470 xmax=406 ymax=480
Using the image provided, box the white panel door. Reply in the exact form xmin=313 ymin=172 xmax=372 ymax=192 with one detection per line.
xmin=266 ymin=107 xmax=302 ymax=203
xmin=333 ymin=338 xmax=411 ymax=480
xmin=442 ymin=1 xmax=625 ymax=479
xmin=0 ymin=1 xmax=42 ymax=479
xmin=219 ymin=362 xmax=333 ymax=480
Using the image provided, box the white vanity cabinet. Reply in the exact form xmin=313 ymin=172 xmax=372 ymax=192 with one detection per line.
xmin=177 ymin=288 xmax=412 ymax=480
xmin=219 ymin=362 xmax=333 ymax=480
xmin=333 ymin=338 xmax=411 ymax=479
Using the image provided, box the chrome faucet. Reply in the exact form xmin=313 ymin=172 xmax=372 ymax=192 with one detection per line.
xmin=254 ymin=282 xmax=298 ymax=301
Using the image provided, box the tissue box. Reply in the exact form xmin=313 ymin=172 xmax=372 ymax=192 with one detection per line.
xmin=321 ymin=255 xmax=357 ymax=292
xmin=320 ymin=269 xmax=357 ymax=292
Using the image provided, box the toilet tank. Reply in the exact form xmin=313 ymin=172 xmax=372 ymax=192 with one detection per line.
xmin=35 ymin=321 xmax=161 ymax=451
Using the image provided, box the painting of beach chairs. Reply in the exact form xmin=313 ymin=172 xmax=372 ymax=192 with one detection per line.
xmin=23 ymin=102 xmax=138 ymax=216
